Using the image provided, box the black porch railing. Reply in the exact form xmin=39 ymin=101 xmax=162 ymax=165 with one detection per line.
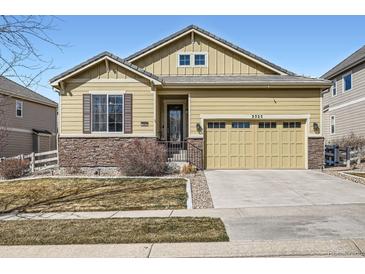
xmin=158 ymin=141 xmax=203 ymax=170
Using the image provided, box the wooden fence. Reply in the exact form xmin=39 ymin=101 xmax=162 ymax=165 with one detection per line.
xmin=325 ymin=145 xmax=361 ymax=167
xmin=0 ymin=150 xmax=58 ymax=172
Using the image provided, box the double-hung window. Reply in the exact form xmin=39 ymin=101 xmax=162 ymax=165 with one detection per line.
xmin=330 ymin=115 xmax=335 ymax=134
xmin=16 ymin=100 xmax=23 ymax=117
xmin=331 ymin=80 xmax=337 ymax=96
xmin=343 ymin=72 xmax=352 ymax=92
xmin=92 ymin=94 xmax=123 ymax=132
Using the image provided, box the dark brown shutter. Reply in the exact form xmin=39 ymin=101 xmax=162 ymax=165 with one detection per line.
xmin=83 ymin=94 xmax=91 ymax=133
xmin=124 ymin=93 xmax=133 ymax=134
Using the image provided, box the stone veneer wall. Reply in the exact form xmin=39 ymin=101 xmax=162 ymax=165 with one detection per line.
xmin=58 ymin=137 xmax=157 ymax=167
xmin=308 ymin=137 xmax=325 ymax=169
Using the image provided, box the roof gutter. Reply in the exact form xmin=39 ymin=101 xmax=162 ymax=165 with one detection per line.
xmin=162 ymin=81 xmax=332 ymax=89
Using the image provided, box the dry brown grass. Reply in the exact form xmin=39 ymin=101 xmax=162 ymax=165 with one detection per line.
xmin=0 ymin=178 xmax=187 ymax=213
xmin=0 ymin=217 xmax=229 ymax=245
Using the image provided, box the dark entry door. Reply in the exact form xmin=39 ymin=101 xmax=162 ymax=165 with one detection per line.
xmin=167 ymin=104 xmax=183 ymax=141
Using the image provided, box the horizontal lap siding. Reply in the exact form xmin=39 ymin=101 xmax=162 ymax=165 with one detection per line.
xmin=323 ymin=102 xmax=365 ymax=142
xmin=61 ymin=82 xmax=154 ymax=134
xmin=1 ymin=131 xmax=33 ymax=158
xmin=323 ymin=63 xmax=365 ymax=140
xmin=1 ymin=95 xmax=57 ymax=133
xmin=189 ymin=89 xmax=321 ymax=136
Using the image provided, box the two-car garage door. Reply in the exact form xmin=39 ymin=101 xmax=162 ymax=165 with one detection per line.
xmin=205 ymin=120 xmax=305 ymax=169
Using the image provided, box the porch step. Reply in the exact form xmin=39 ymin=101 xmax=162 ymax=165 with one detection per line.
xmin=168 ymin=150 xmax=187 ymax=161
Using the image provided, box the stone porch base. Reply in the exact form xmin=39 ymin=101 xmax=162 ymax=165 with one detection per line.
xmin=58 ymin=137 xmax=157 ymax=167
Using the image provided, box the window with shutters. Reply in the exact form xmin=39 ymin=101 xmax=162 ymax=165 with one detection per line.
xmin=92 ymin=94 xmax=124 ymax=132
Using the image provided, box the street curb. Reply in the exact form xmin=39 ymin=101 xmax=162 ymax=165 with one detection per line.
xmin=0 ymin=239 xmax=364 ymax=258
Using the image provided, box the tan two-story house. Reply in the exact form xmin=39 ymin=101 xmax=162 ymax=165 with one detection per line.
xmin=0 ymin=76 xmax=58 ymax=157
xmin=322 ymin=45 xmax=365 ymax=143
xmin=50 ymin=25 xmax=330 ymax=170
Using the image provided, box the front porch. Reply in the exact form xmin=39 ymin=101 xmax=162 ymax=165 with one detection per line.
xmin=156 ymin=94 xmax=203 ymax=169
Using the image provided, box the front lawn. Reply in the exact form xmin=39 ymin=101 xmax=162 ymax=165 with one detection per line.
xmin=0 ymin=217 xmax=229 ymax=245
xmin=0 ymin=178 xmax=187 ymax=213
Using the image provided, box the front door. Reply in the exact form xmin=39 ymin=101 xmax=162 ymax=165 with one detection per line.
xmin=167 ymin=104 xmax=183 ymax=141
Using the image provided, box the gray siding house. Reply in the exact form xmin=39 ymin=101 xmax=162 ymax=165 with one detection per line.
xmin=0 ymin=76 xmax=58 ymax=157
xmin=322 ymin=45 xmax=365 ymax=143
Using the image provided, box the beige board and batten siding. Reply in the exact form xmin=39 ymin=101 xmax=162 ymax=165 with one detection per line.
xmin=323 ymin=62 xmax=365 ymax=141
xmin=133 ymin=33 xmax=278 ymax=76
xmin=189 ymin=89 xmax=321 ymax=137
xmin=60 ymin=62 xmax=155 ymax=135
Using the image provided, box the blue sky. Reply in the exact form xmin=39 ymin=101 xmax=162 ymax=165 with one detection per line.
xmin=30 ymin=16 xmax=365 ymax=102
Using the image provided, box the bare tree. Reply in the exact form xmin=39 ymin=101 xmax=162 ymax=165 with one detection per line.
xmin=0 ymin=15 xmax=65 ymax=88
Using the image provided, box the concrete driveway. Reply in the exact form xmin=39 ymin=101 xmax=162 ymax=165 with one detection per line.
xmin=205 ymin=170 xmax=365 ymax=208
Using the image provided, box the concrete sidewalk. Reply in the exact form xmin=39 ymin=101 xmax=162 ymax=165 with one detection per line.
xmin=1 ymin=239 xmax=364 ymax=258
xmin=4 ymin=204 xmax=365 ymax=241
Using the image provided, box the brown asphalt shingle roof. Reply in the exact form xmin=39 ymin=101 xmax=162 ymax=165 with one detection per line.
xmin=321 ymin=45 xmax=365 ymax=79
xmin=0 ymin=76 xmax=57 ymax=107
xmin=161 ymin=75 xmax=331 ymax=87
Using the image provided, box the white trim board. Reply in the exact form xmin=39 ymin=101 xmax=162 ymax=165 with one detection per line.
xmin=199 ymin=114 xmax=311 ymax=120
xmin=328 ymin=96 xmax=365 ymax=111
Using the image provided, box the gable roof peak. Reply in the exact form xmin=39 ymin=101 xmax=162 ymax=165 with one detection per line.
xmin=49 ymin=51 xmax=162 ymax=87
xmin=126 ymin=24 xmax=296 ymax=76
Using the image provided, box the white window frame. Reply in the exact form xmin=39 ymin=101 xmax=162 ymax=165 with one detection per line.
xmin=177 ymin=52 xmax=208 ymax=68
xmin=91 ymin=93 xmax=125 ymax=134
xmin=330 ymin=115 xmax=335 ymax=135
xmin=177 ymin=53 xmax=191 ymax=67
xmin=342 ymin=71 xmax=352 ymax=92
xmin=331 ymin=80 xmax=337 ymax=97
xmin=15 ymin=100 xmax=23 ymax=118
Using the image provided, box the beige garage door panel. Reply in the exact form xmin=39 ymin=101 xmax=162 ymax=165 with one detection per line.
xmin=205 ymin=120 xmax=305 ymax=169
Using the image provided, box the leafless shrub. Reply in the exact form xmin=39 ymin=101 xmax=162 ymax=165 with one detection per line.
xmin=115 ymin=139 xmax=168 ymax=176
xmin=335 ymin=132 xmax=365 ymax=149
xmin=180 ymin=163 xmax=197 ymax=175
xmin=0 ymin=159 xmax=29 ymax=179
xmin=334 ymin=132 xmax=365 ymax=166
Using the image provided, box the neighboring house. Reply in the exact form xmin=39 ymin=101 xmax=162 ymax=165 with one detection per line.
xmin=322 ymin=45 xmax=365 ymax=143
xmin=0 ymin=76 xmax=58 ymax=157
xmin=50 ymin=25 xmax=330 ymax=170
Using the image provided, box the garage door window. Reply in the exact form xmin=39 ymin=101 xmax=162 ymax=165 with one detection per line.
xmin=232 ymin=122 xmax=250 ymax=128
xmin=283 ymin=122 xmax=301 ymax=128
xmin=259 ymin=122 xmax=276 ymax=128
xmin=207 ymin=122 xmax=226 ymax=129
